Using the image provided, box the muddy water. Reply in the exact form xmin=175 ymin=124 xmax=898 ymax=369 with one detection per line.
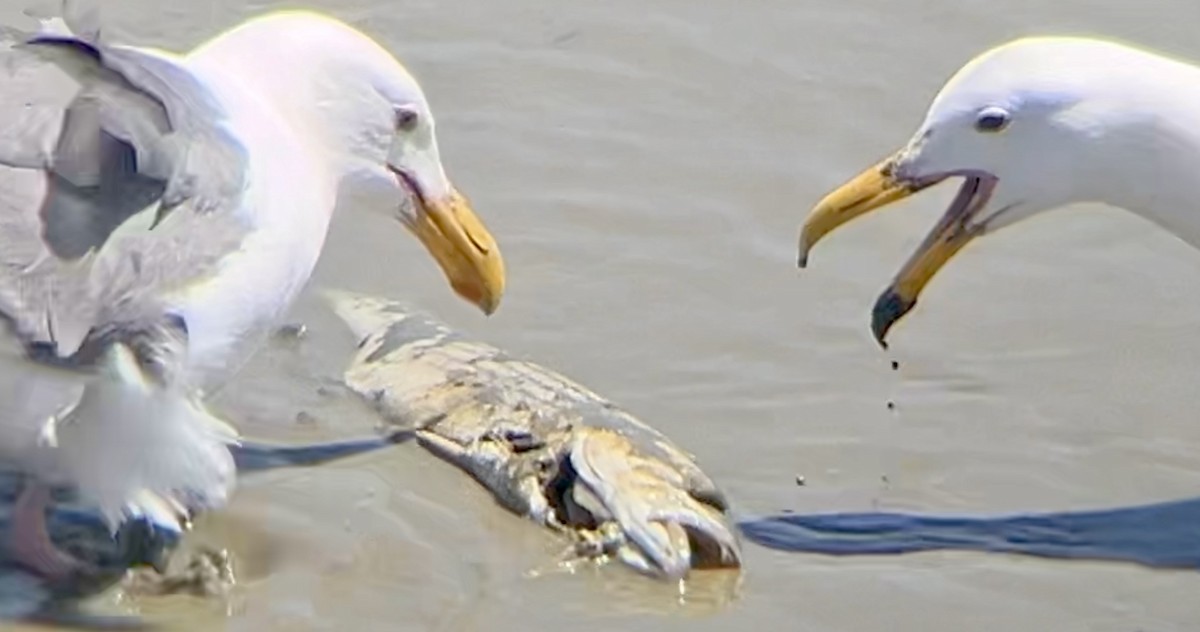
xmin=9 ymin=0 xmax=1200 ymax=629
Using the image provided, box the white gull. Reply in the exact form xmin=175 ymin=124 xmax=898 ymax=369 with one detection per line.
xmin=0 ymin=8 xmax=505 ymax=581
xmin=800 ymin=37 xmax=1200 ymax=345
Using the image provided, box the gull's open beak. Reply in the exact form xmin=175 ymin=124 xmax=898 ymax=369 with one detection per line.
xmin=393 ymin=168 xmax=505 ymax=315
xmin=798 ymin=152 xmax=996 ymax=347
xmin=871 ymin=174 xmax=994 ymax=346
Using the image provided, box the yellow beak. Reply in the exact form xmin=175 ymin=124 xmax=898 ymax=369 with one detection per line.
xmin=797 ymin=155 xmax=924 ymax=267
xmin=799 ymin=152 xmax=983 ymax=346
xmin=870 ymin=199 xmax=980 ymax=346
xmin=404 ymin=186 xmax=505 ymax=315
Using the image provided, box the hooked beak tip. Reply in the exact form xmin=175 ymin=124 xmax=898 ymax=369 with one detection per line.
xmin=453 ymin=275 xmax=503 ymax=316
xmin=871 ymin=287 xmax=915 ymax=349
xmin=797 ymin=227 xmax=820 ymax=269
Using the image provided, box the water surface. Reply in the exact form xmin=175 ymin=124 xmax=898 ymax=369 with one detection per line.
xmin=9 ymin=0 xmax=1200 ymax=629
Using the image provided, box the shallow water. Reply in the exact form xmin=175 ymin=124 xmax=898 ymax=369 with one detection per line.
xmin=8 ymin=0 xmax=1200 ymax=629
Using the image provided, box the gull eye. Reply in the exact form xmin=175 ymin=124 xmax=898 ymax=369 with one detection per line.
xmin=395 ymin=106 xmax=420 ymax=132
xmin=974 ymin=106 xmax=1011 ymax=133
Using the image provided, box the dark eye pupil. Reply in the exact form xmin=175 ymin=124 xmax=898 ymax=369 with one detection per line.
xmin=396 ymin=109 xmax=419 ymax=131
xmin=976 ymin=110 xmax=1009 ymax=131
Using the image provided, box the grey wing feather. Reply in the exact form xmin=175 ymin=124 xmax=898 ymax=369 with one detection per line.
xmin=0 ymin=23 xmax=249 ymax=362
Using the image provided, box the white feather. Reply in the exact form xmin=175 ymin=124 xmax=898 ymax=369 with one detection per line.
xmin=37 ymin=344 xmax=239 ymax=533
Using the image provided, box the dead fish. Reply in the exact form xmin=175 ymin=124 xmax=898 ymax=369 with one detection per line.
xmin=328 ymin=291 xmax=743 ymax=580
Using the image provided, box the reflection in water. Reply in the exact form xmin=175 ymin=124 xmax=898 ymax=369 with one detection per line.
xmin=740 ymin=496 xmax=1200 ymax=570
xmin=524 ymin=562 xmax=743 ymax=617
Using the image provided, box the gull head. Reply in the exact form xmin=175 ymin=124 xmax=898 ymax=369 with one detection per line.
xmin=361 ymin=24 xmax=506 ymax=316
xmin=382 ymin=94 xmax=505 ymax=317
xmin=198 ymin=11 xmax=506 ymax=315
xmin=797 ymin=36 xmax=1200 ymax=344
